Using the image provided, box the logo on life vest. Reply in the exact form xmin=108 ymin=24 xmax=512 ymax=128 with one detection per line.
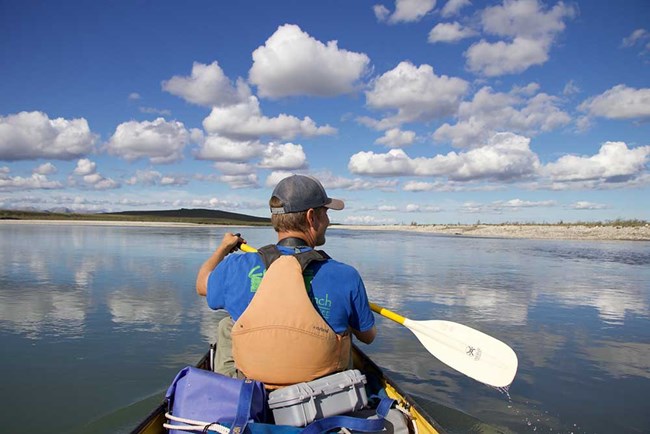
xmin=312 ymin=325 xmax=331 ymax=335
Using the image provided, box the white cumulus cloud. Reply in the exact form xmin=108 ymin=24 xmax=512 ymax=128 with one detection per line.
xmin=81 ymin=172 xmax=119 ymax=190
xmin=159 ymin=176 xmax=187 ymax=186
xmin=34 ymin=162 xmax=57 ymax=175
xmin=125 ymin=169 xmax=161 ymax=186
xmin=441 ymin=0 xmax=471 ymax=18
xmin=219 ymin=174 xmax=260 ymax=189
xmin=406 ymin=204 xmax=421 ymax=212
xmin=125 ymin=169 xmax=187 ymax=187
xmin=579 ymin=85 xmax=650 ymax=120
xmin=403 ymin=181 xmax=436 ymax=192
xmin=73 ymin=158 xmax=96 ymax=176
xmin=406 ymin=203 xmax=443 ymax=212
xmin=363 ymin=61 xmax=469 ymax=128
xmin=572 ymin=201 xmax=607 ymax=210
xmin=434 ymin=85 xmax=570 ymax=147
xmin=93 ymin=178 xmax=120 ymax=190
xmin=106 ymin=118 xmax=190 ymax=164
xmin=203 ymin=96 xmax=336 ymax=141
xmin=0 ymin=111 xmax=96 ymax=161
xmin=465 ymin=0 xmax=576 ymax=76
xmin=350 ymin=132 xmax=541 ymax=181
xmin=428 ymin=22 xmax=477 ymax=43
xmin=258 ymin=143 xmax=307 ymax=170
xmin=373 ymin=5 xmax=391 ymax=22
xmin=466 ymin=37 xmax=550 ymax=76
xmin=499 ymin=199 xmax=556 ymax=208
xmin=195 ymin=135 xmax=265 ymax=162
xmin=249 ymin=24 xmax=370 ymax=98
xmin=542 ymin=142 xmax=650 ymax=183
xmin=375 ymin=128 xmax=416 ymax=148
xmin=379 ymin=0 xmax=437 ymax=24
xmin=0 ymin=173 xmax=63 ymax=190
xmin=162 ymin=61 xmax=250 ymax=107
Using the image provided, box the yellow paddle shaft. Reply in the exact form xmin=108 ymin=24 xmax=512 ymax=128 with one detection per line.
xmin=239 ymin=243 xmax=257 ymax=253
xmin=369 ymin=302 xmax=406 ymax=325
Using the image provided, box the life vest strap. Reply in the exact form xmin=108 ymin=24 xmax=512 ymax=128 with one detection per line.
xmin=257 ymin=245 xmax=330 ymax=272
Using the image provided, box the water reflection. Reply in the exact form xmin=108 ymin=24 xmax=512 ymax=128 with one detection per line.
xmin=588 ymin=341 xmax=650 ymax=380
xmin=107 ymin=287 xmax=182 ymax=330
xmin=0 ymin=286 xmax=88 ymax=339
xmin=0 ymin=224 xmax=648 ymax=433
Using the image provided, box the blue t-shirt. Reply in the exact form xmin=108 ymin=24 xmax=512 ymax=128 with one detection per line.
xmin=206 ymin=246 xmax=375 ymax=335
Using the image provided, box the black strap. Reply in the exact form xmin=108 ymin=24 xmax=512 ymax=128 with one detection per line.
xmin=257 ymin=244 xmax=330 ymax=271
xmin=277 ymin=237 xmax=309 ymax=248
xmin=257 ymin=245 xmax=282 ymax=269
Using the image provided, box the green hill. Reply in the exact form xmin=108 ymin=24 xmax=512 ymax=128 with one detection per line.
xmin=0 ymin=208 xmax=271 ymax=225
xmin=104 ymin=208 xmax=270 ymax=224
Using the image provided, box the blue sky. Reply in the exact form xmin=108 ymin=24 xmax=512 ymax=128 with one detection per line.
xmin=1 ymin=0 xmax=649 ymax=224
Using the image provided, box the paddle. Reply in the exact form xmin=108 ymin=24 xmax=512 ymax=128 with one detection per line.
xmin=369 ymin=303 xmax=518 ymax=388
xmin=236 ymin=242 xmax=517 ymax=388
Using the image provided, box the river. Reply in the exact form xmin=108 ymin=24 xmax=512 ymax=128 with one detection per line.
xmin=0 ymin=223 xmax=648 ymax=433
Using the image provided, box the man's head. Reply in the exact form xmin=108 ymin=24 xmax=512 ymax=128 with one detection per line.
xmin=269 ymin=175 xmax=344 ymax=245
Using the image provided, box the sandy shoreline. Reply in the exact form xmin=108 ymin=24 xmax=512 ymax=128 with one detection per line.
xmin=2 ymin=219 xmax=649 ymax=241
xmin=336 ymin=223 xmax=650 ymax=241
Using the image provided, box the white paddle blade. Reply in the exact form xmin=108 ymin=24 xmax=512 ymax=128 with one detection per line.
xmin=404 ymin=319 xmax=518 ymax=388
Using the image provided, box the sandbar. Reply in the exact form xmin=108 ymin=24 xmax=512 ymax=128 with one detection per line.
xmin=2 ymin=220 xmax=649 ymax=241
xmin=335 ymin=223 xmax=650 ymax=241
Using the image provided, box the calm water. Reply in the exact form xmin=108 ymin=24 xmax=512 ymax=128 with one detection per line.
xmin=1 ymin=223 xmax=649 ymax=433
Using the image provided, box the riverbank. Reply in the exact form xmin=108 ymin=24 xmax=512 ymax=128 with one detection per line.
xmin=2 ymin=219 xmax=649 ymax=241
xmin=336 ymin=223 xmax=650 ymax=241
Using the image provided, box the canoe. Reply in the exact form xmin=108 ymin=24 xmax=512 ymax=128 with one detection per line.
xmin=131 ymin=344 xmax=446 ymax=434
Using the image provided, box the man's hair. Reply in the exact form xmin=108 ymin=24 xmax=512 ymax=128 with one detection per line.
xmin=269 ymin=196 xmax=310 ymax=232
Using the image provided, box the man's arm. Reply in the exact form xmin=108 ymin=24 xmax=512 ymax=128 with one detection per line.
xmin=352 ymin=326 xmax=377 ymax=344
xmin=196 ymin=233 xmax=243 ymax=296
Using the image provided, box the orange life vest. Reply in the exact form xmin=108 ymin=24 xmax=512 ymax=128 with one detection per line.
xmin=231 ymin=246 xmax=351 ymax=387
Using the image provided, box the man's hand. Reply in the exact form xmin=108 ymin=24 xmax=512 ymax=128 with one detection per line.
xmin=196 ymin=232 xmax=246 ymax=296
xmin=222 ymin=232 xmax=246 ymax=253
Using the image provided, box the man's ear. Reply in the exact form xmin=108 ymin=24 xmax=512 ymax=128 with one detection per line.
xmin=305 ymin=208 xmax=317 ymax=228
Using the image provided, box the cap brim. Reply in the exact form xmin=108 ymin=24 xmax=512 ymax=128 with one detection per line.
xmin=325 ymin=198 xmax=344 ymax=210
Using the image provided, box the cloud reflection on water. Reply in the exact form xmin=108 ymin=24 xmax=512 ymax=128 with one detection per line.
xmin=107 ymin=287 xmax=182 ymax=329
xmin=0 ymin=286 xmax=88 ymax=339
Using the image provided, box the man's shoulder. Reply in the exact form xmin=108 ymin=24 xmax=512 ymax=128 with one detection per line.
xmin=319 ymin=256 xmax=362 ymax=278
xmin=221 ymin=252 xmax=263 ymax=269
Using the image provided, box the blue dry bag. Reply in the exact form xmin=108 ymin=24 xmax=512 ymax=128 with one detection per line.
xmin=165 ymin=366 xmax=267 ymax=434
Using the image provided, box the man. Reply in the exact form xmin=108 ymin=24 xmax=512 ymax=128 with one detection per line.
xmin=196 ymin=174 xmax=376 ymax=385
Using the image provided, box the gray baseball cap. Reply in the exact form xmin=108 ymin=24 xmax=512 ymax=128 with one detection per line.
xmin=270 ymin=175 xmax=344 ymax=214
